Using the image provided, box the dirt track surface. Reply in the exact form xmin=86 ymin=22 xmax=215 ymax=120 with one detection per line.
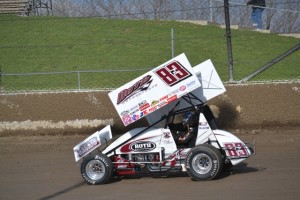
xmin=0 ymin=128 xmax=299 ymax=200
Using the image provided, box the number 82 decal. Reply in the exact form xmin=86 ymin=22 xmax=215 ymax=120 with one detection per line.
xmin=154 ymin=61 xmax=192 ymax=86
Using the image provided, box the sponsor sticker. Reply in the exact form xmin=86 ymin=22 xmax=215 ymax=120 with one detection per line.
xmin=167 ymin=95 xmax=177 ymax=103
xmin=198 ymin=121 xmax=209 ymax=129
xmin=130 ymin=141 xmax=156 ymax=152
xmin=117 ymin=75 xmax=153 ymax=105
xmin=151 ymin=100 xmax=159 ymax=106
xmin=160 ymin=95 xmax=168 ymax=102
xmin=139 ymin=100 xmax=150 ymax=111
xmin=180 ymin=85 xmax=187 ymax=91
xmin=187 ymin=80 xmax=196 ymax=88
xmin=75 ymin=137 xmax=100 ymax=157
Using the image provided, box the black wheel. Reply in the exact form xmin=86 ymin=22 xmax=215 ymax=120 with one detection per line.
xmin=80 ymin=153 xmax=113 ymax=185
xmin=185 ymin=144 xmax=223 ymax=180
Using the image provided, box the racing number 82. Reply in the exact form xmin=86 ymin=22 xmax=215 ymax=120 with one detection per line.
xmin=155 ymin=61 xmax=191 ymax=86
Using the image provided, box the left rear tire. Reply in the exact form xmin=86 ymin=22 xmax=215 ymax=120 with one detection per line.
xmin=80 ymin=153 xmax=113 ymax=185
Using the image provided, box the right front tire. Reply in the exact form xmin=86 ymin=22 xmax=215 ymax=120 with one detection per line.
xmin=80 ymin=153 xmax=113 ymax=185
xmin=185 ymin=144 xmax=223 ymax=180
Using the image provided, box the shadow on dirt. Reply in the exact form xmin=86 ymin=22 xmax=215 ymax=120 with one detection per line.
xmin=108 ymin=162 xmax=262 ymax=183
xmin=37 ymin=182 xmax=86 ymax=200
xmin=108 ymin=171 xmax=190 ymax=184
xmin=218 ymin=162 xmax=263 ymax=180
xmin=36 ymin=163 xmax=262 ymax=199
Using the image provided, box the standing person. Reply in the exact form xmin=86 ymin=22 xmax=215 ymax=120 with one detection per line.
xmin=247 ymin=0 xmax=266 ymax=30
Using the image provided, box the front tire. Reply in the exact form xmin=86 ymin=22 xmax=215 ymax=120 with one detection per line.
xmin=185 ymin=144 xmax=223 ymax=180
xmin=80 ymin=153 xmax=113 ymax=185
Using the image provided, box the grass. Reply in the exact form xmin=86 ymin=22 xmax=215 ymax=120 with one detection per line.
xmin=0 ymin=15 xmax=299 ymax=91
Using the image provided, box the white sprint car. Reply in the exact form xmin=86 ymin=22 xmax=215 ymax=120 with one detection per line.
xmin=73 ymin=53 xmax=254 ymax=185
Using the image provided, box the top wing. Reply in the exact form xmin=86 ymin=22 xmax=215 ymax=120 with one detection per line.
xmin=108 ymin=53 xmax=202 ymax=126
xmin=191 ymin=59 xmax=226 ymax=102
xmin=145 ymin=59 xmax=226 ymax=126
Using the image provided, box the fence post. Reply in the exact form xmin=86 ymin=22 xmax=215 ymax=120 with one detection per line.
xmin=224 ymin=0 xmax=234 ymax=82
xmin=171 ymin=28 xmax=174 ymax=58
xmin=0 ymin=66 xmax=2 ymax=93
xmin=77 ymin=71 xmax=81 ymax=90
xmin=210 ymin=0 xmax=213 ymax=22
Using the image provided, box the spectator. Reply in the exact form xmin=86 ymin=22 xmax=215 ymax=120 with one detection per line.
xmin=247 ymin=0 xmax=266 ymax=30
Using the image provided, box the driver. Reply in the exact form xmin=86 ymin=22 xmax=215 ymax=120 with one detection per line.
xmin=173 ymin=111 xmax=197 ymax=147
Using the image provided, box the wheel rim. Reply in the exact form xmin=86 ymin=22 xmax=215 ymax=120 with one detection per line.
xmin=86 ymin=160 xmax=105 ymax=181
xmin=192 ymin=153 xmax=212 ymax=174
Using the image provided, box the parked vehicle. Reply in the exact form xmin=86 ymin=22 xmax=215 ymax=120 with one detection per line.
xmin=73 ymin=54 xmax=254 ymax=185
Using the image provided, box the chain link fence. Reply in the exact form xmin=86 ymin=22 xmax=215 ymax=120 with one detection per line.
xmin=0 ymin=69 xmax=150 ymax=92
xmin=0 ymin=0 xmax=299 ymax=94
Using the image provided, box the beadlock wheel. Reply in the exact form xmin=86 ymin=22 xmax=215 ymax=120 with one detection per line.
xmin=85 ymin=160 xmax=106 ymax=181
xmin=191 ymin=153 xmax=213 ymax=174
xmin=185 ymin=144 xmax=223 ymax=180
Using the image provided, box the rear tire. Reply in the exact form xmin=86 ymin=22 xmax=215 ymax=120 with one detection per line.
xmin=80 ymin=153 xmax=113 ymax=185
xmin=185 ymin=144 xmax=223 ymax=180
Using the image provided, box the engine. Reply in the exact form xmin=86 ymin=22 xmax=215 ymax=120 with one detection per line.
xmin=131 ymin=153 xmax=160 ymax=162
xmin=113 ymin=153 xmax=161 ymax=175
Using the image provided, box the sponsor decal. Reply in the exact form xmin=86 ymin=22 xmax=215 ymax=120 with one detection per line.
xmin=167 ymin=95 xmax=177 ymax=103
xmin=130 ymin=108 xmax=139 ymax=115
xmin=170 ymin=89 xmax=180 ymax=95
xmin=142 ymin=109 xmax=148 ymax=116
xmin=129 ymin=105 xmax=139 ymax=112
xmin=130 ymin=141 xmax=156 ymax=152
xmin=121 ymin=110 xmax=129 ymax=115
xmin=117 ymin=75 xmax=153 ymax=104
xmin=131 ymin=114 xmax=140 ymax=122
xmin=198 ymin=121 xmax=209 ymax=129
xmin=179 ymin=85 xmax=186 ymax=91
xmin=157 ymin=101 xmax=167 ymax=108
xmin=148 ymin=106 xmax=157 ymax=113
xmin=122 ymin=114 xmax=132 ymax=126
xmin=186 ymin=80 xmax=196 ymax=88
xmin=139 ymin=101 xmax=150 ymax=111
xmin=154 ymin=61 xmax=192 ymax=86
xmin=75 ymin=137 xmax=99 ymax=157
xmin=160 ymin=95 xmax=168 ymax=102
xmin=120 ymin=138 xmax=157 ymax=153
xmin=151 ymin=100 xmax=159 ymax=106
xmin=163 ymin=131 xmax=171 ymax=139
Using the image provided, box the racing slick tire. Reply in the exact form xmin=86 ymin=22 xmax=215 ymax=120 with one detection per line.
xmin=185 ymin=144 xmax=223 ymax=180
xmin=80 ymin=153 xmax=113 ymax=185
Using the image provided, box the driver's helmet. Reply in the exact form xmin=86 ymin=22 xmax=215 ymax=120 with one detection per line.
xmin=182 ymin=111 xmax=193 ymax=125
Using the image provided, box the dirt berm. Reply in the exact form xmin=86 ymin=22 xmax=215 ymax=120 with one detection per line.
xmin=0 ymin=82 xmax=299 ymax=136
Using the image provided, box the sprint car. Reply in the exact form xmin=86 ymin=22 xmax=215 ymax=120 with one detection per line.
xmin=73 ymin=53 xmax=254 ymax=184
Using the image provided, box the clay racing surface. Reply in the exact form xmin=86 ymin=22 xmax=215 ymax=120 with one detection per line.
xmin=0 ymin=129 xmax=299 ymax=200
xmin=0 ymin=82 xmax=299 ymax=199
